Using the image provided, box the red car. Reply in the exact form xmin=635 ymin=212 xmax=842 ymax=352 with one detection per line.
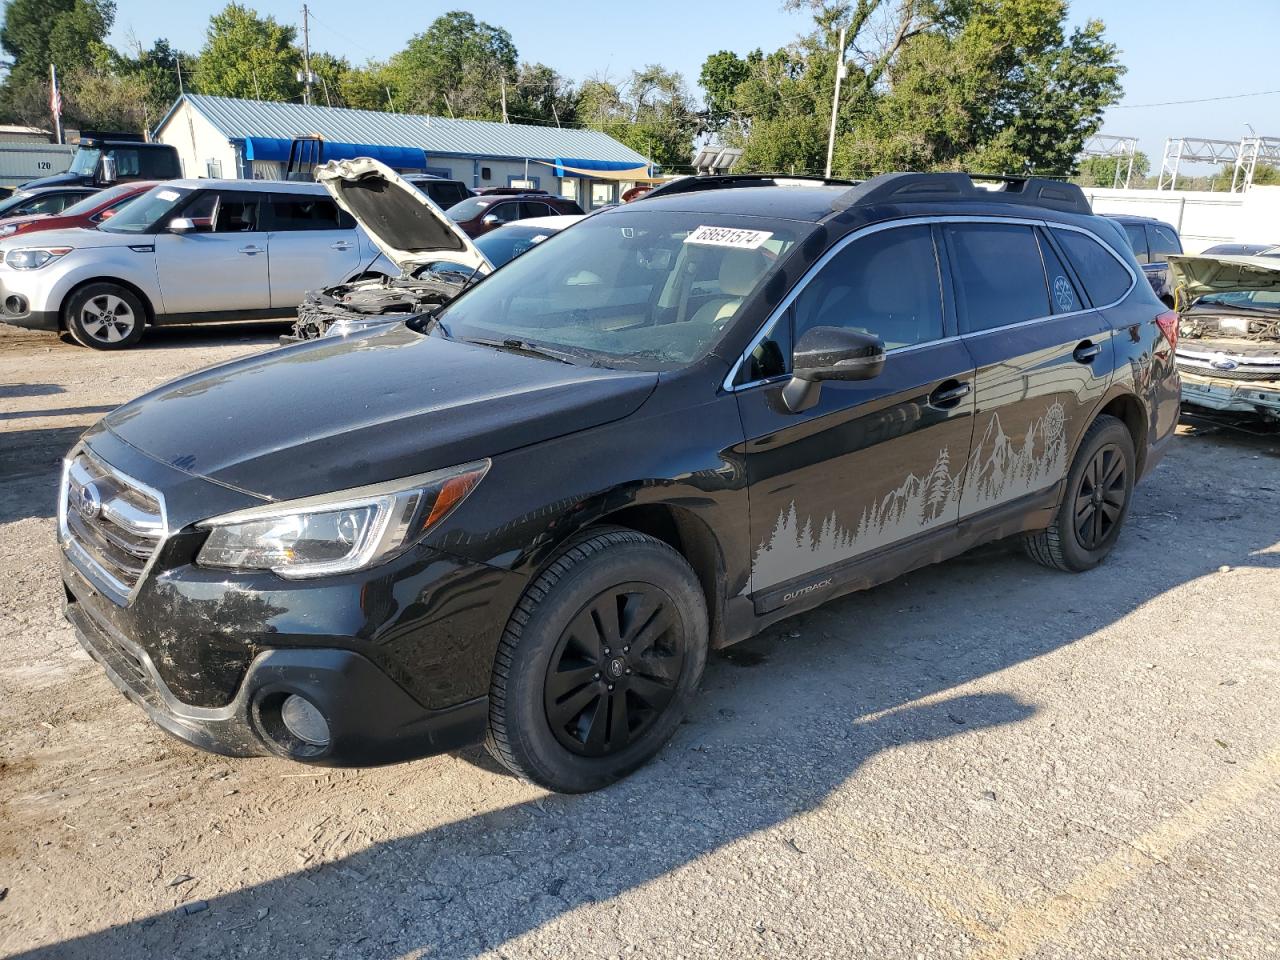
xmin=0 ymin=181 xmax=157 ymax=239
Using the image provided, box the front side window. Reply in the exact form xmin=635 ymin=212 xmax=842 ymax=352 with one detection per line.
xmin=945 ymin=223 xmax=1051 ymax=333
xmin=794 ymin=224 xmax=944 ymax=349
xmin=59 ymin=184 xmax=138 ymax=218
xmin=1052 ymin=228 xmax=1132 ymax=306
xmin=488 ymin=202 xmax=521 ymax=224
xmin=1146 ymin=223 xmax=1181 ymax=260
xmin=436 ymin=211 xmax=803 ymax=370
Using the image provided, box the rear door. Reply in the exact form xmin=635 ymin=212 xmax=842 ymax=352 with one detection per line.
xmin=736 ymin=222 xmax=976 ymax=606
xmin=152 ymin=189 xmax=270 ymax=315
xmin=263 ymin=192 xmax=360 ymax=309
xmin=942 ymin=220 xmax=1112 ymax=520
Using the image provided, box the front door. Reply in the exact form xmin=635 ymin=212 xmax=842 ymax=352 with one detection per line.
xmin=153 ymin=190 xmax=270 ymax=315
xmin=735 ymin=223 xmax=976 ymax=604
xmin=263 ymin=192 xmax=360 ymax=309
xmin=940 ymin=221 xmax=1112 ymax=520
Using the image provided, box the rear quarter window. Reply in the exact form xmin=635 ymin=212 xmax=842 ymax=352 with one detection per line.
xmin=1052 ymin=228 xmax=1133 ymax=306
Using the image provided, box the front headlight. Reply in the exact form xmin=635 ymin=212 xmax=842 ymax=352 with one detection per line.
xmin=196 ymin=460 xmax=489 ymax=578
xmin=5 ymin=246 xmax=72 ymax=270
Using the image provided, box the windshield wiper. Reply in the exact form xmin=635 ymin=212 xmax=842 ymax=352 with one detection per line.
xmin=459 ymin=336 xmax=581 ymax=365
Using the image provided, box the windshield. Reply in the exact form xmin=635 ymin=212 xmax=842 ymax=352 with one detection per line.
xmin=0 ymin=192 xmax=35 ymax=217
xmin=58 ymin=183 xmax=138 ymax=218
xmin=1196 ymin=291 xmax=1280 ymax=312
xmin=68 ymin=148 xmax=101 ymax=177
xmin=447 ymin=196 xmax=494 ymax=221
xmin=474 ymin=225 xmax=557 ymax=267
xmin=98 ymin=185 xmax=192 ymax=234
xmin=435 ymin=210 xmax=803 ymax=370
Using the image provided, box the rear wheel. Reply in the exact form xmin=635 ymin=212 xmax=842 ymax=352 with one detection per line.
xmin=65 ymin=283 xmax=146 ymax=350
xmin=486 ymin=528 xmax=708 ymax=793
xmin=1024 ymin=415 xmax=1135 ymax=572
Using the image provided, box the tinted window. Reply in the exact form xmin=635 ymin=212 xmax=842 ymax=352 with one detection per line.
xmin=24 ymin=193 xmax=78 ymax=215
xmin=944 ymin=223 xmax=1050 ymax=333
xmin=489 ymin=202 xmax=521 ymax=224
xmin=743 ymin=313 xmax=792 ymax=382
xmin=795 ymin=224 xmax=944 ymax=348
xmin=139 ymin=149 xmax=180 ymax=179
xmin=1146 ymin=223 xmax=1181 ymax=260
xmin=1052 ymin=228 xmax=1133 ymax=306
xmin=425 ymin=182 xmax=468 ymax=208
xmin=109 ymin=148 xmax=141 ymax=178
xmin=520 ymin=201 xmax=551 ymax=219
xmin=268 ymin=194 xmax=344 ymax=230
xmin=1121 ymin=222 xmax=1148 ymax=262
xmin=1036 ymin=230 xmax=1082 ymax=314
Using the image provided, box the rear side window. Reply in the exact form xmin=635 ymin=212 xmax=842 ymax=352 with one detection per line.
xmin=520 ymin=201 xmax=551 ymax=219
xmin=268 ymin=194 xmax=344 ymax=230
xmin=944 ymin=223 xmax=1049 ymax=333
xmin=1122 ymin=222 xmax=1148 ymax=262
xmin=795 ymin=224 xmax=944 ymax=349
xmin=1052 ymin=228 xmax=1133 ymax=306
xmin=1146 ymin=223 xmax=1181 ymax=260
xmin=1036 ymin=230 xmax=1082 ymax=314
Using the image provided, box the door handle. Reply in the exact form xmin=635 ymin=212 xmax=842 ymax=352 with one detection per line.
xmin=330 ymin=241 xmax=352 ymax=251
xmin=928 ymin=380 xmax=971 ymax=409
xmin=238 ymin=245 xmax=263 ymax=255
xmin=1073 ymin=340 xmax=1102 ymax=363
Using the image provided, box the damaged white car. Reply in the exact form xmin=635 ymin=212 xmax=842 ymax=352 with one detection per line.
xmin=1170 ymin=251 xmax=1280 ymax=421
xmin=291 ymin=157 xmax=580 ymax=340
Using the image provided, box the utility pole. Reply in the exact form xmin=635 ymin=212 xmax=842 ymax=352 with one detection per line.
xmin=301 ymin=3 xmax=313 ymax=106
xmin=500 ymin=76 xmax=508 ymax=123
xmin=824 ymin=26 xmax=847 ymax=179
xmin=176 ymin=53 xmax=185 ymax=95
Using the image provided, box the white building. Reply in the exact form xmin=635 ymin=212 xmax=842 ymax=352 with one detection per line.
xmin=153 ymin=94 xmax=657 ymax=209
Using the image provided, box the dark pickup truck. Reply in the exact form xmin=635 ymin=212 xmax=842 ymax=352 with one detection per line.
xmin=21 ymin=137 xmax=181 ymax=191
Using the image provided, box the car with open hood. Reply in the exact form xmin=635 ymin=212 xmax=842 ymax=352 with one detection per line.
xmin=58 ymin=172 xmax=1177 ymax=793
xmin=292 ymin=157 xmax=581 ymax=340
xmin=1169 ymin=251 xmax=1280 ymax=421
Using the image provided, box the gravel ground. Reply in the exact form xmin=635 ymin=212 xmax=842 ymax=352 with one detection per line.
xmin=1 ymin=323 xmax=1278 ymax=960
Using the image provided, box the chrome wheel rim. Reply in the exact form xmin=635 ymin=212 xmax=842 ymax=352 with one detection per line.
xmin=80 ymin=294 xmax=135 ymax=344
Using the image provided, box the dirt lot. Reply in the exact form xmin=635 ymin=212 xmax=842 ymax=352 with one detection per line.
xmin=1 ymin=322 xmax=1278 ymax=960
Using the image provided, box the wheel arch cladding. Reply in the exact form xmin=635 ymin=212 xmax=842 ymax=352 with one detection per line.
xmin=62 ymin=277 xmax=156 ymax=329
xmin=1097 ymin=393 xmax=1149 ymax=476
xmin=590 ymin=503 xmax=729 ymax=649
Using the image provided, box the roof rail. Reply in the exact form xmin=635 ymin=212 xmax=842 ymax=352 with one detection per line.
xmin=834 ymin=172 xmax=1091 ymax=216
xmin=643 ymin=173 xmax=858 ymax=200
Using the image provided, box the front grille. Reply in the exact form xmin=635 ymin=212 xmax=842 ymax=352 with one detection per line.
xmin=60 ymin=450 xmax=165 ymax=604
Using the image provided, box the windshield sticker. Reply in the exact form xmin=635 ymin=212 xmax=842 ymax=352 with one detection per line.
xmin=156 ymin=189 xmax=181 ymax=202
xmin=684 ymin=225 xmax=773 ymax=249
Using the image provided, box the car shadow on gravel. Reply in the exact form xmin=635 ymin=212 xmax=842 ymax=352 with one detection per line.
xmin=11 ymin=442 xmax=1280 ymax=960
xmin=0 ymin=425 xmax=90 ymax=522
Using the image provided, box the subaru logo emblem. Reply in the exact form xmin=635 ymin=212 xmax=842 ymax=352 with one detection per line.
xmin=75 ymin=483 xmax=103 ymax=521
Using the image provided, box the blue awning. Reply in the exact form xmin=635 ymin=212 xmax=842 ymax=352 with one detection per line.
xmin=550 ymin=157 xmax=653 ymax=179
xmin=239 ymin=137 xmax=427 ymax=170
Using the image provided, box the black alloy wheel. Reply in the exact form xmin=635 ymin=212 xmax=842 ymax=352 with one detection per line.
xmin=1074 ymin=443 xmax=1127 ymax=550
xmin=543 ymin=583 xmax=685 ymax=757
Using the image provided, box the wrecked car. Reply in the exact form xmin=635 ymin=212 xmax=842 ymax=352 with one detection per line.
xmin=291 ymin=157 xmax=581 ymax=340
xmin=1170 ymin=252 xmax=1280 ymax=421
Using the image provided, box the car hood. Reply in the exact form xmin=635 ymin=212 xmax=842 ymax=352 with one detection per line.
xmin=19 ymin=172 xmax=88 ymax=190
xmin=100 ymin=323 xmax=658 ymax=502
xmin=0 ymin=225 xmax=134 ymax=253
xmin=317 ymin=157 xmax=489 ymax=275
xmin=1167 ymin=253 xmax=1280 ymax=300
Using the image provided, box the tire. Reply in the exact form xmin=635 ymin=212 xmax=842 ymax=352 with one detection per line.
xmin=486 ymin=527 xmax=708 ymax=793
xmin=64 ymin=283 xmax=146 ymax=350
xmin=1024 ymin=414 xmax=1136 ymax=572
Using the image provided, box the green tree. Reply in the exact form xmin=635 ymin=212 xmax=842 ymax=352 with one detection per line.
xmin=337 ymin=60 xmax=396 ymax=111
xmin=388 ymin=11 xmax=517 ymax=119
xmin=508 ymin=62 xmax=578 ymax=125
xmin=1077 ymin=151 xmax=1149 ymax=187
xmin=579 ymin=67 xmax=697 ymax=168
xmin=193 ymin=3 xmax=301 ymax=101
xmin=0 ymin=0 xmax=116 ymax=124
xmin=699 ymin=50 xmax=751 ymax=132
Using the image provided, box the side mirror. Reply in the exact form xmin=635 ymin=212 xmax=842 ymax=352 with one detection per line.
xmin=781 ymin=326 xmax=885 ymax=413
xmin=167 ymin=217 xmax=196 ymax=233
xmin=481 ymin=213 xmax=501 ymax=227
xmin=100 ymin=156 xmax=117 ymax=184
xmin=98 ymin=207 xmax=117 ymax=220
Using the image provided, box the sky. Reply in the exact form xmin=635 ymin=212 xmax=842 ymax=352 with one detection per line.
xmin=106 ymin=0 xmax=1280 ymax=171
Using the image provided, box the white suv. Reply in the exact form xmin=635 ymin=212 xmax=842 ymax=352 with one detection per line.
xmin=0 ymin=178 xmax=382 ymax=349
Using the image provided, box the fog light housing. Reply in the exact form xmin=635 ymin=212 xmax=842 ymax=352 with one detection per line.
xmin=281 ymin=695 xmax=330 ymax=747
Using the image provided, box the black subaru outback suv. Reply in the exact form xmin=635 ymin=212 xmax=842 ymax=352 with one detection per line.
xmin=59 ymin=173 xmax=1180 ymax=793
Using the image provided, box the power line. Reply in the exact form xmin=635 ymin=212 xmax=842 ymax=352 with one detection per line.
xmin=1112 ymin=89 xmax=1280 ymax=109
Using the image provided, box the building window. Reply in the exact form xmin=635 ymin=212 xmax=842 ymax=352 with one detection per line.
xmin=205 ymin=159 xmax=222 ymax=179
xmin=560 ymin=178 xmax=578 ymax=200
xmin=481 ymin=166 xmax=492 ymax=181
xmin=508 ymin=174 xmax=540 ymax=189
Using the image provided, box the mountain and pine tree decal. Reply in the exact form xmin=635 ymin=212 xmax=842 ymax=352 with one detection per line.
xmin=752 ymin=402 xmax=1067 ymax=590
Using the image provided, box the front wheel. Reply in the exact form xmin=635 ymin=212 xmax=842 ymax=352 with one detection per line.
xmin=486 ymin=528 xmax=708 ymax=793
xmin=64 ymin=283 xmax=146 ymax=350
xmin=1024 ymin=414 xmax=1135 ymax=572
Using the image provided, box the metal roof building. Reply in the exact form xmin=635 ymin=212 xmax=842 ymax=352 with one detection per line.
xmin=154 ymin=94 xmax=654 ymax=208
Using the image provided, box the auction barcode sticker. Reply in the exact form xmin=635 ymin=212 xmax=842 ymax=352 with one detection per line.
xmin=684 ymin=225 xmax=773 ymax=249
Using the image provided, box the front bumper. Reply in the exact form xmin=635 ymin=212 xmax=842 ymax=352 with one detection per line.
xmin=64 ymin=571 xmax=489 ymax=765
xmin=1180 ymin=371 xmax=1280 ymax=420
